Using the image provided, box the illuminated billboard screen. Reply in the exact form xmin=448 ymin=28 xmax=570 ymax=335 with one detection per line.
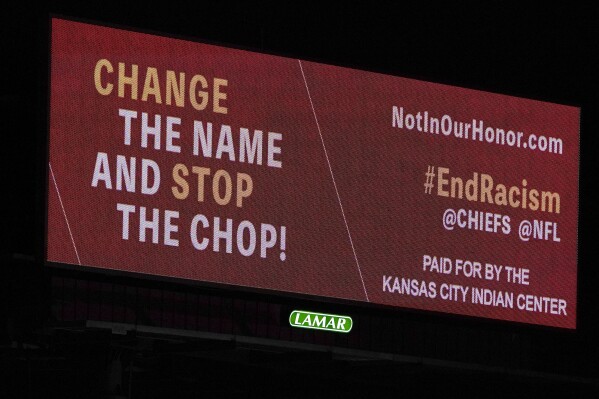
xmin=48 ymin=18 xmax=579 ymax=328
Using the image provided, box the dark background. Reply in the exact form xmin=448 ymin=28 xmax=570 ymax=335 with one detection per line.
xmin=1 ymin=1 xmax=598 ymax=398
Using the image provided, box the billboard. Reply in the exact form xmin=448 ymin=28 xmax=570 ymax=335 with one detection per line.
xmin=48 ymin=18 xmax=580 ymax=328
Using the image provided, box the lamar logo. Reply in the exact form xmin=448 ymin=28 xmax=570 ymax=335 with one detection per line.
xmin=289 ymin=310 xmax=353 ymax=333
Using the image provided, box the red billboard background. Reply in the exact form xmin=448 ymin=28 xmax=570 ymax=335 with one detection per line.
xmin=48 ymin=18 xmax=579 ymax=328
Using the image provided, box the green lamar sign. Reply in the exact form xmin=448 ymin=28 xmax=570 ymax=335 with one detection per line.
xmin=289 ymin=310 xmax=353 ymax=333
